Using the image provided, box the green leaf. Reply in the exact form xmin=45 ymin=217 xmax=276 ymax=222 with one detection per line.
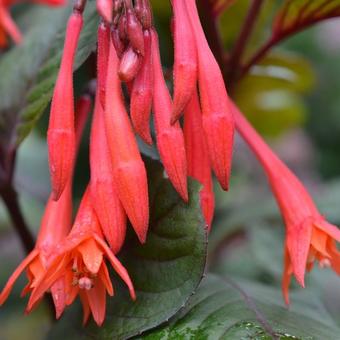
xmin=141 ymin=274 xmax=340 ymax=340
xmin=0 ymin=2 xmax=98 ymax=157
xmin=47 ymin=159 xmax=207 ymax=340
xmin=272 ymin=0 xmax=340 ymax=41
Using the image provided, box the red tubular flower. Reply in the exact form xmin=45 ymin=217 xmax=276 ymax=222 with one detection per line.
xmin=232 ymin=102 xmax=340 ymax=304
xmin=126 ymin=6 xmax=144 ymax=55
xmin=96 ymin=0 xmax=113 ymax=23
xmin=27 ymin=190 xmax=136 ymax=326
xmin=0 ymin=95 xmax=91 ymax=317
xmin=105 ymin=39 xmax=149 ymax=243
xmin=170 ymin=0 xmax=197 ymax=123
xmin=97 ymin=21 xmax=110 ymax=109
xmin=185 ymin=0 xmax=234 ymax=191
xmin=151 ymin=29 xmax=188 ymax=202
xmin=47 ymin=10 xmax=83 ymax=201
xmin=184 ymin=89 xmax=214 ymax=231
xmin=90 ymin=91 xmax=127 ymax=254
xmin=130 ymin=29 xmax=153 ymax=145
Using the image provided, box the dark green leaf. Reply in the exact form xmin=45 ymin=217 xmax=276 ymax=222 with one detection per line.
xmin=141 ymin=274 xmax=340 ymax=340
xmin=47 ymin=159 xmax=207 ymax=340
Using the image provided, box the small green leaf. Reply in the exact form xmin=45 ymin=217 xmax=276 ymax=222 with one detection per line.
xmin=47 ymin=159 xmax=207 ymax=340
xmin=141 ymin=275 xmax=340 ymax=340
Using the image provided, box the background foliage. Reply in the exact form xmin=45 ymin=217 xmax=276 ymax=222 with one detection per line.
xmin=1 ymin=0 xmax=340 ymax=339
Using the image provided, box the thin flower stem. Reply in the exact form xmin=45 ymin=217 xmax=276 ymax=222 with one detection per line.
xmin=227 ymin=0 xmax=264 ymax=83
xmin=0 ymin=150 xmax=35 ymax=254
xmin=0 ymin=185 xmax=35 ymax=253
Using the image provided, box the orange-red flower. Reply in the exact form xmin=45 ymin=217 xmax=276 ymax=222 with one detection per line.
xmin=170 ymin=0 xmax=197 ymax=123
xmin=48 ymin=10 xmax=83 ymax=200
xmin=105 ymin=38 xmax=149 ymax=243
xmin=90 ymin=90 xmax=127 ymax=254
xmin=184 ymin=89 xmax=214 ymax=230
xmin=233 ymin=102 xmax=340 ymax=304
xmin=130 ymin=29 xmax=153 ymax=145
xmin=185 ymin=0 xmax=234 ymax=191
xmin=27 ymin=189 xmax=136 ymax=326
xmin=0 ymin=96 xmax=91 ymax=317
xmin=151 ymin=28 xmax=188 ymax=202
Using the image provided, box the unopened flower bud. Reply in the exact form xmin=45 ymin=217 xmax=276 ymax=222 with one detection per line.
xmin=113 ymin=0 xmax=122 ymax=12
xmin=118 ymin=46 xmax=141 ymax=82
xmin=126 ymin=8 xmax=144 ymax=55
xmin=111 ymin=27 xmax=126 ymax=58
xmin=118 ymin=13 xmax=127 ymax=41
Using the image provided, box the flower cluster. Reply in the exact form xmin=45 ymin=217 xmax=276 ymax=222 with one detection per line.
xmin=1 ymin=0 xmax=340 ymax=327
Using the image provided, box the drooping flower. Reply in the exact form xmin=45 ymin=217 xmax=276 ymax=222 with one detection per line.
xmin=185 ymin=0 xmax=234 ymax=191
xmin=130 ymin=28 xmax=153 ymax=145
xmin=105 ymin=38 xmax=149 ymax=243
xmin=90 ymin=90 xmax=127 ymax=254
xmin=27 ymin=189 xmax=136 ymax=326
xmin=97 ymin=21 xmax=110 ymax=109
xmin=151 ymin=28 xmax=188 ymax=202
xmin=0 ymin=95 xmax=91 ymax=317
xmin=47 ymin=9 xmax=83 ymax=200
xmin=184 ymin=89 xmax=214 ymax=230
xmin=232 ymin=102 xmax=340 ymax=304
xmin=170 ymin=0 xmax=197 ymax=123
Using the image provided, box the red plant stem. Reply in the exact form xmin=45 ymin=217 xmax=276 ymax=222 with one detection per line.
xmin=227 ymin=0 xmax=264 ymax=82
xmin=0 ymin=150 xmax=35 ymax=254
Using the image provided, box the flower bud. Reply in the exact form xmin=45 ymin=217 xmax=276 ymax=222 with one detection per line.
xmin=48 ymin=11 xmax=83 ymax=200
xmin=118 ymin=46 xmax=141 ymax=82
xmin=126 ymin=8 xmax=144 ymax=55
xmin=151 ymin=29 xmax=188 ymax=202
xmin=111 ymin=26 xmax=126 ymax=58
xmin=97 ymin=22 xmax=110 ymax=108
xmin=170 ymin=0 xmax=197 ymax=124
xmin=130 ymin=29 xmax=153 ymax=145
xmin=105 ymin=40 xmax=149 ymax=243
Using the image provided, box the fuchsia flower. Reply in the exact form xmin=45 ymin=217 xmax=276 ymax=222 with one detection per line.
xmin=27 ymin=189 xmax=136 ymax=326
xmin=170 ymin=0 xmax=197 ymax=123
xmin=130 ymin=29 xmax=153 ymax=145
xmin=47 ymin=9 xmax=83 ymax=201
xmin=0 ymin=95 xmax=91 ymax=317
xmin=185 ymin=0 xmax=235 ymax=191
xmin=151 ymin=29 xmax=188 ymax=202
xmin=104 ymin=37 xmax=149 ymax=243
xmin=232 ymin=102 xmax=340 ymax=304
xmin=90 ymin=90 xmax=127 ymax=254
xmin=184 ymin=89 xmax=214 ymax=230
xmin=97 ymin=21 xmax=110 ymax=109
